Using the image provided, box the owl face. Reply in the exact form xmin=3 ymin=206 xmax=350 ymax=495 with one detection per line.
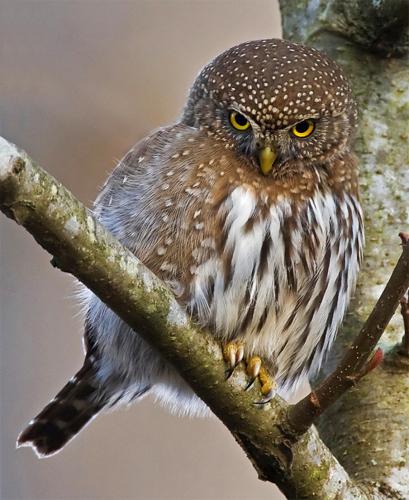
xmin=182 ymin=39 xmax=357 ymax=178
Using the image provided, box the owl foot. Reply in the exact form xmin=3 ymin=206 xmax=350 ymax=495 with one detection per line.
xmin=245 ymin=356 xmax=277 ymax=404
xmin=223 ymin=345 xmax=276 ymax=404
xmin=223 ymin=342 xmax=245 ymax=379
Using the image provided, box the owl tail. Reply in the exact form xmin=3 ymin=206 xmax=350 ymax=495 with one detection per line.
xmin=17 ymin=360 xmax=105 ymax=457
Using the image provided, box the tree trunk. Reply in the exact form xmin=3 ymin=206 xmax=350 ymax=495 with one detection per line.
xmin=280 ymin=0 xmax=409 ymax=496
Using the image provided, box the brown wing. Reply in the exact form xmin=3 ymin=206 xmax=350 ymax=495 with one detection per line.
xmin=91 ymin=123 xmax=241 ymax=302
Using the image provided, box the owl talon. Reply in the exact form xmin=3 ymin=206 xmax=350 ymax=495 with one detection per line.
xmin=254 ymin=366 xmax=277 ymax=403
xmin=223 ymin=342 xmax=244 ymax=379
xmin=245 ymin=358 xmax=276 ymax=401
xmin=244 ymin=378 xmax=256 ymax=391
xmin=253 ymin=394 xmax=274 ymax=405
xmin=247 ymin=356 xmax=262 ymax=377
xmin=244 ymin=356 xmax=262 ymax=390
xmin=253 ymin=386 xmax=276 ymax=405
xmin=223 ymin=348 xmax=276 ymax=400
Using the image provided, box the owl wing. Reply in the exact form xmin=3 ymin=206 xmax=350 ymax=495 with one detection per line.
xmin=92 ymin=123 xmax=232 ymax=294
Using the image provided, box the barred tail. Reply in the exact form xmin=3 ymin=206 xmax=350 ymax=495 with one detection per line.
xmin=17 ymin=361 xmax=105 ymax=457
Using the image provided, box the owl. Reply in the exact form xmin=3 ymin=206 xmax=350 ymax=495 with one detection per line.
xmin=18 ymin=39 xmax=363 ymax=457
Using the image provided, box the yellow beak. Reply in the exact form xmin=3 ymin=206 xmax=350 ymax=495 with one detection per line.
xmin=258 ymin=146 xmax=277 ymax=175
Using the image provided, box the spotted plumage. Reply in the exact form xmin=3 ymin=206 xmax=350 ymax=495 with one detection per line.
xmin=18 ymin=38 xmax=363 ymax=456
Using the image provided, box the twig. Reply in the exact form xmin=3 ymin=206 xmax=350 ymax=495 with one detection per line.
xmin=287 ymin=233 xmax=409 ymax=434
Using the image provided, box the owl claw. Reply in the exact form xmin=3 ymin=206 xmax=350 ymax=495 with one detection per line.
xmin=223 ymin=347 xmax=276 ymax=401
xmin=244 ymin=378 xmax=256 ymax=391
xmin=253 ymin=394 xmax=274 ymax=405
xmin=244 ymin=356 xmax=262 ymax=390
xmin=246 ymin=357 xmax=276 ymax=402
xmin=253 ymin=386 xmax=276 ymax=405
xmin=254 ymin=365 xmax=277 ymax=404
xmin=223 ymin=342 xmax=245 ymax=379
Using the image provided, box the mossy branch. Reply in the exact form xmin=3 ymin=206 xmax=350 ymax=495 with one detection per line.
xmin=0 ymin=136 xmax=372 ymax=499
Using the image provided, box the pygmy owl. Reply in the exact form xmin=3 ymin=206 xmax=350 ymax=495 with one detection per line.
xmin=18 ymin=39 xmax=363 ymax=456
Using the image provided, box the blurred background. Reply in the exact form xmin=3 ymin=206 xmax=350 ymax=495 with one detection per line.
xmin=0 ymin=1 xmax=283 ymax=498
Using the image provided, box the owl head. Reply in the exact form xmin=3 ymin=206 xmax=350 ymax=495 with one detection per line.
xmin=182 ymin=39 xmax=357 ymax=177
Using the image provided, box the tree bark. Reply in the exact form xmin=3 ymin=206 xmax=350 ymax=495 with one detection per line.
xmin=279 ymin=0 xmax=409 ymax=497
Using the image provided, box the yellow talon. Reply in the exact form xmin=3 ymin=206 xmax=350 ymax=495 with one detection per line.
xmin=246 ymin=357 xmax=276 ymax=403
xmin=223 ymin=345 xmax=276 ymax=403
xmin=259 ymin=366 xmax=277 ymax=398
xmin=223 ymin=342 xmax=245 ymax=378
xmin=246 ymin=356 xmax=262 ymax=379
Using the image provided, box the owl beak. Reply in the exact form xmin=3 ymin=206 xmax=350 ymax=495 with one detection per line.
xmin=258 ymin=146 xmax=277 ymax=175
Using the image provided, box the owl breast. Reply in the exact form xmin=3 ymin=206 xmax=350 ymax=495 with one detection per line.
xmin=188 ymin=185 xmax=363 ymax=392
xmin=91 ymin=126 xmax=362 ymax=398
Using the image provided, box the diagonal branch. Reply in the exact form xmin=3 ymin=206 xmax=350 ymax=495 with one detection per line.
xmin=0 ymin=136 xmax=371 ymax=498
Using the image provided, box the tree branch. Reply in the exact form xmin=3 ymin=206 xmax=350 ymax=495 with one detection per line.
xmin=0 ymin=136 xmax=371 ymax=499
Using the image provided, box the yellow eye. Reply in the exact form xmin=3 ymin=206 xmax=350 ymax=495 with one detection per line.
xmin=291 ymin=119 xmax=315 ymax=138
xmin=229 ymin=111 xmax=251 ymax=131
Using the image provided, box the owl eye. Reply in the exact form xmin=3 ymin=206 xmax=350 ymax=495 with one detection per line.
xmin=229 ymin=111 xmax=251 ymax=131
xmin=291 ymin=119 xmax=315 ymax=138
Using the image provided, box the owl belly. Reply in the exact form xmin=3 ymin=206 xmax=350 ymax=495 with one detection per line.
xmin=189 ymin=186 xmax=363 ymax=392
